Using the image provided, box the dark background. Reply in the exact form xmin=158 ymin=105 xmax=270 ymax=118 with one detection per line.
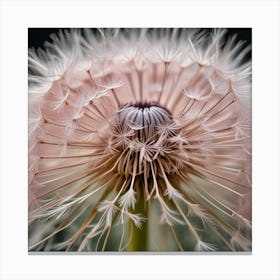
xmin=28 ymin=28 xmax=251 ymax=62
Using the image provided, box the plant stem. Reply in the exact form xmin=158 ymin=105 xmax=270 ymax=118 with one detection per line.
xmin=128 ymin=188 xmax=148 ymax=251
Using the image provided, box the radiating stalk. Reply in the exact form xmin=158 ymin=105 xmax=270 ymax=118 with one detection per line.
xmin=127 ymin=188 xmax=148 ymax=251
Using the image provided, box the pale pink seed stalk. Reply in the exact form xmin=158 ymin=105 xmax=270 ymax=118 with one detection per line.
xmin=28 ymin=28 xmax=251 ymax=251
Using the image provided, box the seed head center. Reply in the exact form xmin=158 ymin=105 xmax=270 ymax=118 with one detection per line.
xmin=110 ymin=102 xmax=179 ymax=176
xmin=117 ymin=102 xmax=173 ymax=142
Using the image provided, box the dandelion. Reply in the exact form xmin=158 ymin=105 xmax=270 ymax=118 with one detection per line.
xmin=28 ymin=28 xmax=251 ymax=252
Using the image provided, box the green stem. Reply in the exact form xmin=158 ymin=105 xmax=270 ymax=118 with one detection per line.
xmin=127 ymin=189 xmax=148 ymax=251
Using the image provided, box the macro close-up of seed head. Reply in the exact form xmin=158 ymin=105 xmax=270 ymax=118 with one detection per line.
xmin=28 ymin=28 xmax=252 ymax=252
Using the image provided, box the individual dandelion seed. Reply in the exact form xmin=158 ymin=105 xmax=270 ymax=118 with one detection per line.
xmin=28 ymin=28 xmax=252 ymax=252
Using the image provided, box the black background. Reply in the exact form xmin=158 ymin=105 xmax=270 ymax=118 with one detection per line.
xmin=28 ymin=28 xmax=251 ymax=62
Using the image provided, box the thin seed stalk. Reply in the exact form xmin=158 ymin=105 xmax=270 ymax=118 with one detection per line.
xmin=128 ymin=187 xmax=148 ymax=251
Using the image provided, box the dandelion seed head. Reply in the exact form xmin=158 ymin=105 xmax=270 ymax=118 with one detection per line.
xmin=29 ymin=28 xmax=251 ymax=252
